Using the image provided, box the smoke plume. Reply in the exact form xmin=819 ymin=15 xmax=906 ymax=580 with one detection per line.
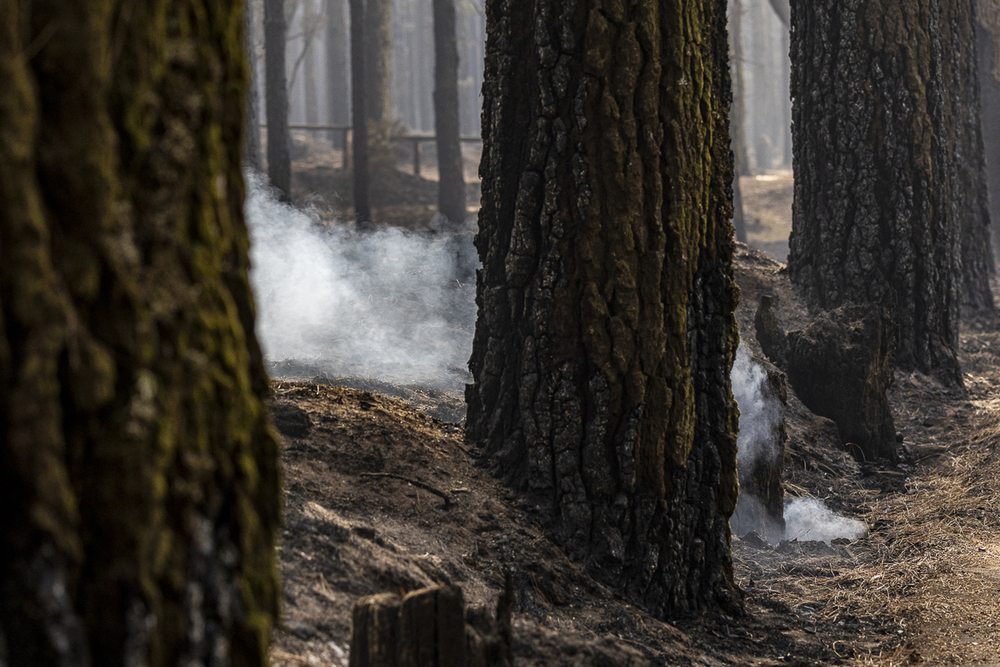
xmin=244 ymin=172 xmax=477 ymax=389
xmin=783 ymin=497 xmax=868 ymax=544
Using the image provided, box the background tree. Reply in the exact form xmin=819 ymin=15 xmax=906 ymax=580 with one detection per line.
xmin=351 ymin=0 xmax=372 ymax=224
xmin=466 ymin=0 xmax=741 ymax=617
xmin=265 ymin=0 xmax=292 ymax=199
xmin=0 ymin=0 xmax=280 ymax=663
xmin=326 ymin=0 xmax=349 ymax=148
xmin=245 ymin=0 xmax=263 ymax=169
xmin=432 ymin=0 xmax=466 ymax=227
xmin=979 ymin=3 xmax=1000 ymax=263
xmin=730 ymin=0 xmax=749 ymax=242
xmin=364 ymin=0 xmax=393 ymax=126
xmin=787 ymin=0 xmax=991 ymax=385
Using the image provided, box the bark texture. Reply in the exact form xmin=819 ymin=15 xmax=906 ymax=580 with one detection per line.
xmin=466 ymin=0 xmax=741 ymax=617
xmin=265 ymin=0 xmax=292 ymax=199
xmin=979 ymin=15 xmax=1000 ymax=263
xmin=0 ymin=1 xmax=281 ymax=665
xmin=788 ymin=0 xmax=990 ymax=385
xmin=432 ymin=0 xmax=467 ymax=227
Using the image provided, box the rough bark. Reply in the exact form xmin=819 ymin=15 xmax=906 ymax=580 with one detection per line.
xmin=349 ymin=586 xmax=511 ymax=667
xmin=466 ymin=0 xmax=742 ymax=617
xmin=350 ymin=0 xmax=371 ymax=223
xmin=326 ymin=0 xmax=349 ymax=148
xmin=364 ymin=0 xmax=393 ymax=126
xmin=788 ymin=0 xmax=989 ymax=385
xmin=245 ymin=0 xmax=263 ymax=170
xmin=978 ymin=16 xmax=1000 ymax=263
xmin=432 ymin=0 xmax=467 ymax=227
xmin=0 ymin=0 xmax=281 ymax=664
xmin=786 ymin=305 xmax=899 ymax=463
xmin=265 ymin=0 xmax=292 ymax=199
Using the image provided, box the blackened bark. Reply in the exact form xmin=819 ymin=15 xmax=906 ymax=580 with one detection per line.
xmin=364 ymin=0 xmax=392 ymax=126
xmin=0 ymin=0 xmax=280 ymax=663
xmin=432 ymin=0 xmax=466 ymax=227
xmin=467 ymin=0 xmax=741 ymax=617
xmin=979 ymin=17 xmax=1000 ymax=263
xmin=265 ymin=0 xmax=292 ymax=199
xmin=326 ymin=0 xmax=349 ymax=147
xmin=245 ymin=0 xmax=263 ymax=170
xmin=350 ymin=0 xmax=371 ymax=224
xmin=788 ymin=0 xmax=988 ymax=385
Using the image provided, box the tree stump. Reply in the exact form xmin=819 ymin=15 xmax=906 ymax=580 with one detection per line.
xmin=349 ymin=584 xmax=511 ymax=667
xmin=754 ymin=294 xmax=788 ymax=369
xmin=785 ymin=304 xmax=898 ymax=463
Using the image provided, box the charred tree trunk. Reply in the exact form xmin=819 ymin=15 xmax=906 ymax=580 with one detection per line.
xmin=350 ymin=0 xmax=372 ymax=224
xmin=364 ymin=0 xmax=393 ymax=126
xmin=788 ymin=0 xmax=989 ymax=385
xmin=432 ymin=0 xmax=466 ymax=227
xmin=245 ymin=0 xmax=263 ymax=170
xmin=0 ymin=0 xmax=281 ymax=664
xmin=265 ymin=0 xmax=292 ymax=199
xmin=467 ymin=0 xmax=742 ymax=618
xmin=979 ymin=13 xmax=1000 ymax=263
xmin=326 ymin=0 xmax=349 ymax=149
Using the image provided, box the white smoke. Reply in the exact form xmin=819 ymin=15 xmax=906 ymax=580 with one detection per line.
xmin=783 ymin=497 xmax=868 ymax=544
xmin=732 ymin=344 xmax=782 ymax=468
xmin=244 ymin=172 xmax=477 ymax=389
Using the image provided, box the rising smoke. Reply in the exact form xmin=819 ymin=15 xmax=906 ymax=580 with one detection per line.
xmin=244 ymin=171 xmax=477 ymax=390
xmin=731 ymin=343 xmax=868 ymax=545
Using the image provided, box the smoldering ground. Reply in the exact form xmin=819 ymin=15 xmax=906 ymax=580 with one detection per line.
xmin=245 ymin=172 xmax=477 ymax=390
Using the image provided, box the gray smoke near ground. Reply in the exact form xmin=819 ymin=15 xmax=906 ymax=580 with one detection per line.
xmin=732 ymin=344 xmax=782 ymax=470
xmin=244 ymin=172 xmax=477 ymax=390
xmin=783 ymin=497 xmax=868 ymax=544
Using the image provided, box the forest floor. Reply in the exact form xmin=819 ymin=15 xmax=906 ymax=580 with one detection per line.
xmin=263 ymin=156 xmax=1000 ymax=665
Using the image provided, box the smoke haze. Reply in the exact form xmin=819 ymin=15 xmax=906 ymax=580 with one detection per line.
xmin=784 ymin=497 xmax=868 ymax=544
xmin=245 ymin=172 xmax=477 ymax=389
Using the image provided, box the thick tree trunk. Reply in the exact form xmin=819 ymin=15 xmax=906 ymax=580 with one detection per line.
xmin=245 ymin=0 xmax=263 ymax=170
xmin=978 ymin=16 xmax=1000 ymax=263
xmin=326 ymin=0 xmax=349 ymax=149
xmin=265 ymin=0 xmax=292 ymax=199
xmin=788 ymin=0 xmax=989 ymax=385
xmin=467 ymin=0 xmax=741 ymax=618
xmin=350 ymin=0 xmax=372 ymax=224
xmin=432 ymin=0 xmax=466 ymax=227
xmin=0 ymin=0 xmax=280 ymax=664
xmin=364 ymin=0 xmax=393 ymax=126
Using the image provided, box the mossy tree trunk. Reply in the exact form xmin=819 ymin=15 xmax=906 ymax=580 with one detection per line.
xmin=788 ymin=0 xmax=992 ymax=386
xmin=0 ymin=1 xmax=281 ymax=664
xmin=466 ymin=0 xmax=742 ymax=617
xmin=265 ymin=0 xmax=292 ymax=199
xmin=432 ymin=0 xmax=466 ymax=227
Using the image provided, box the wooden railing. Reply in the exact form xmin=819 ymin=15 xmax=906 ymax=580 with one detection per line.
xmin=261 ymin=124 xmax=481 ymax=177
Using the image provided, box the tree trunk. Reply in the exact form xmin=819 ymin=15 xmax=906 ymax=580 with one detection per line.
xmin=466 ymin=0 xmax=742 ymax=618
xmin=364 ymin=0 xmax=393 ymax=126
xmin=303 ymin=0 xmax=320 ymax=126
xmin=265 ymin=0 xmax=292 ymax=199
xmin=245 ymin=0 xmax=263 ymax=170
xmin=351 ymin=0 xmax=372 ymax=224
xmin=0 ymin=0 xmax=281 ymax=664
xmin=788 ymin=0 xmax=989 ymax=385
xmin=729 ymin=0 xmax=751 ymax=179
xmin=326 ymin=0 xmax=349 ymax=149
xmin=432 ymin=0 xmax=466 ymax=227
xmin=978 ymin=15 xmax=1000 ymax=264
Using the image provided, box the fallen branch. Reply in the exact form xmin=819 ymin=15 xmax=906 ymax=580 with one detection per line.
xmin=360 ymin=473 xmax=452 ymax=509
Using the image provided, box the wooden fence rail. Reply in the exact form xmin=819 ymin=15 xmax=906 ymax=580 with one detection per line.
xmin=260 ymin=124 xmax=481 ymax=177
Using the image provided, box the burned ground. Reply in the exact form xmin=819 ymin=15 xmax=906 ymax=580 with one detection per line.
xmin=265 ymin=160 xmax=1000 ymax=665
